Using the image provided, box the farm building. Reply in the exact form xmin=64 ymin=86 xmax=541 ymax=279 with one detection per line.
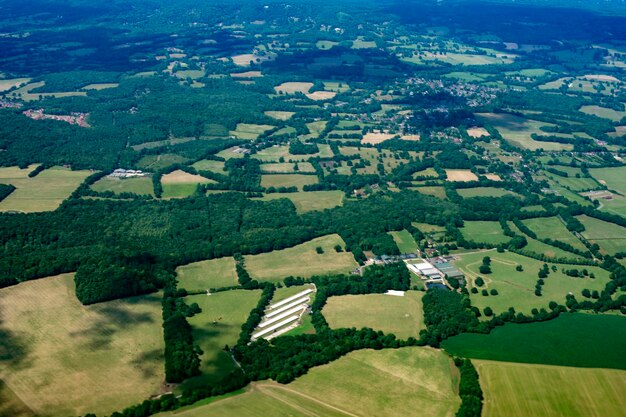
xmin=406 ymin=261 xmax=442 ymax=279
xmin=434 ymin=262 xmax=464 ymax=279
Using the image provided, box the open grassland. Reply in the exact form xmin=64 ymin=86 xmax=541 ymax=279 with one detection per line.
xmin=577 ymin=215 xmax=626 ymax=255
xmin=230 ymin=123 xmax=275 ymax=140
xmin=306 ymin=91 xmax=337 ymax=101
xmin=457 ymin=187 xmax=516 ymax=198
xmin=361 ymin=132 xmax=395 ymax=144
xmin=323 ymin=292 xmax=425 ymax=339
xmin=579 ymin=105 xmax=626 ymax=122
xmin=412 ymin=186 xmax=447 ymax=199
xmin=0 ymin=165 xmax=92 ymax=212
xmin=10 ymin=81 xmax=87 ymax=101
xmin=137 ymin=153 xmax=190 ymax=170
xmin=255 ymin=191 xmax=344 ymax=213
xmin=161 ymin=170 xmax=216 ymax=199
xmin=0 ymin=77 xmax=31 ymax=92
xmin=264 ymin=111 xmax=295 ymax=120
xmin=182 ymin=290 xmax=261 ymax=388
xmin=589 ymin=166 xmax=626 ymax=216
xmin=230 ymin=71 xmax=263 ymax=78
xmin=476 ymin=360 xmax=626 ymax=417
xmin=176 ymin=257 xmax=238 ymax=291
xmin=253 ymin=144 xmax=333 ymax=162
xmin=261 ymin=174 xmax=318 ymax=190
xmin=445 ymin=169 xmax=478 ymax=182
xmin=508 ymin=222 xmax=585 ymax=260
xmin=161 ymin=347 xmax=460 ymax=417
xmin=191 ymin=159 xmax=226 ymax=173
xmin=389 ymin=229 xmax=419 ymax=253
xmin=91 ymin=176 xmax=154 ymax=196
xmin=82 ymin=83 xmax=119 ymax=90
xmin=466 ymin=127 xmax=489 ymax=138
xmin=412 ymin=167 xmax=438 ymax=178
xmin=274 ymin=82 xmax=313 ymax=94
xmin=0 ymin=274 xmax=164 ymax=417
xmin=460 ymin=221 xmax=510 ymax=245
xmin=260 ymin=162 xmax=315 ymax=174
xmin=521 ymin=217 xmax=588 ymax=252
xmin=443 ymin=313 xmax=626 ymax=370
xmin=476 ymin=113 xmax=573 ymax=151
xmin=245 ymin=234 xmax=358 ymax=282
xmin=546 ymin=172 xmax=600 ymax=192
xmin=455 ymin=251 xmax=609 ymax=315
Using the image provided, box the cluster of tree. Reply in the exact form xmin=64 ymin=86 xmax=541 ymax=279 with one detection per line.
xmin=236 ymin=284 xmax=275 ymax=346
xmin=289 ymin=140 xmax=319 ymax=155
xmin=0 ymin=184 xmax=15 ymax=202
xmin=455 ymin=358 xmax=483 ymax=417
xmin=535 ymin=263 xmax=551 ymax=296
xmin=420 ymin=289 xmax=481 ymax=347
xmin=479 ymin=256 xmax=492 ymax=274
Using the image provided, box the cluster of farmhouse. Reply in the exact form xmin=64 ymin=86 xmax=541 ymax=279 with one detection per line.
xmin=405 ymin=258 xmax=465 ymax=289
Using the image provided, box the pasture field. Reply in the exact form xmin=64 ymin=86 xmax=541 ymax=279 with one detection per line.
xmin=466 ymin=127 xmax=490 ymax=137
xmin=476 ymin=113 xmax=573 ymax=151
xmin=579 ymin=105 xmax=626 ymax=122
xmin=82 ymin=83 xmax=119 ymax=90
xmin=253 ymin=144 xmax=333 ymax=162
xmin=455 ymin=251 xmax=609 ymax=315
xmin=10 ymin=81 xmax=87 ymax=101
xmin=274 ymin=82 xmax=313 ymax=94
xmin=521 ymin=217 xmax=588 ymax=252
xmin=261 ymin=174 xmax=318 ymax=190
xmin=389 ymin=229 xmax=419 ymax=253
xmin=577 ymin=215 xmax=626 ymax=255
xmin=260 ymin=162 xmax=315 ymax=173
xmin=255 ymin=191 xmax=344 ymax=213
xmin=322 ymin=81 xmax=350 ymax=92
xmin=161 ymin=170 xmax=216 ymax=198
xmin=182 ymin=290 xmax=261 ymax=388
xmin=306 ymin=91 xmax=337 ymax=101
xmin=323 ymin=292 xmax=426 ymax=339
xmin=176 ymin=257 xmax=238 ymax=291
xmin=136 ymin=153 xmax=190 ymax=170
xmin=0 ymin=274 xmax=164 ymax=417
xmin=457 ymin=187 xmax=516 ymax=198
xmin=0 ymin=380 xmax=35 ymax=417
xmin=412 ymin=167 xmax=439 ymax=178
xmin=361 ymin=132 xmax=395 ymax=144
xmin=0 ymin=77 xmax=31 ymax=92
xmin=306 ymin=121 xmax=327 ymax=137
xmin=507 ymin=222 xmax=585 ymax=260
xmin=264 ymin=111 xmax=295 ymax=120
xmin=161 ymin=347 xmax=460 ymax=417
xmin=589 ymin=166 xmax=626 ymax=195
xmin=545 ymin=171 xmax=600 ymax=192
xmin=412 ymin=186 xmax=447 ymax=199
xmin=244 ymin=234 xmax=358 ymax=282
xmin=90 ymin=176 xmax=154 ymax=196
xmin=443 ymin=313 xmax=626 ymax=370
xmin=476 ymin=360 xmax=626 ymax=417
xmin=230 ymin=123 xmax=275 ymax=140
xmin=0 ymin=165 xmax=92 ymax=212
xmin=316 ymin=40 xmax=339 ymax=49
xmin=191 ymin=159 xmax=226 ymax=173
xmin=230 ymin=71 xmax=263 ymax=78
xmin=445 ymin=169 xmax=478 ymax=182
xmin=351 ymin=37 xmax=377 ymax=49
xmin=460 ymin=221 xmax=510 ymax=245
xmin=174 ymin=70 xmax=205 ymax=79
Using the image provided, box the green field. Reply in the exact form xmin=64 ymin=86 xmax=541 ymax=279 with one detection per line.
xmin=476 ymin=360 xmax=626 ymax=417
xmin=589 ymin=166 xmax=626 ymax=216
xmin=323 ymin=291 xmax=425 ymax=339
xmin=389 ymin=229 xmax=419 ymax=253
xmin=455 ymin=251 xmax=609 ymax=315
xmin=0 ymin=274 xmax=164 ymax=417
xmin=182 ymin=290 xmax=261 ymax=388
xmin=136 ymin=153 xmax=190 ymax=171
xmin=191 ymin=159 xmax=226 ymax=173
xmin=230 ymin=123 xmax=275 ymax=140
xmin=264 ymin=111 xmax=295 ymax=120
xmin=90 ymin=176 xmax=154 ymax=196
xmin=460 ymin=221 xmax=510 ymax=245
xmin=578 ymin=215 xmax=626 ymax=255
xmin=261 ymin=174 xmax=318 ymax=191
xmin=161 ymin=347 xmax=460 ymax=417
xmin=457 ymin=187 xmax=516 ymax=198
xmin=176 ymin=257 xmax=238 ymax=291
xmin=443 ymin=313 xmax=626 ymax=370
xmin=579 ymin=105 xmax=626 ymax=122
xmin=255 ymin=191 xmax=344 ymax=213
xmin=0 ymin=165 xmax=92 ymax=212
xmin=244 ymin=234 xmax=358 ymax=282
xmin=260 ymin=162 xmax=316 ymax=173
xmin=508 ymin=222 xmax=585 ymax=260
xmin=412 ymin=186 xmax=447 ymax=199
xmin=521 ymin=217 xmax=588 ymax=252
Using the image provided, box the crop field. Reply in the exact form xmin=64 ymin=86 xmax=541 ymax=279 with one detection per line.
xmin=306 ymin=91 xmax=337 ymax=101
xmin=260 ymin=162 xmax=316 ymax=173
xmin=457 ymin=187 xmax=516 ymax=198
xmin=176 ymin=257 xmax=238 ymax=291
xmin=0 ymin=165 xmax=92 ymax=212
xmin=443 ymin=313 xmax=626 ymax=370
xmin=577 ymin=215 xmax=626 ymax=255
xmin=161 ymin=170 xmax=216 ymax=198
xmin=445 ymin=169 xmax=478 ymax=182
xmin=191 ymin=159 xmax=226 ymax=173
xmin=274 ymin=82 xmax=313 ymax=94
xmin=361 ymin=132 xmax=395 ymax=144
xmin=475 ymin=360 xmax=626 ymax=417
xmin=244 ymin=234 xmax=358 ymax=282
xmin=255 ymin=191 xmax=344 ymax=213
xmin=466 ymin=127 xmax=490 ymax=137
xmin=521 ymin=217 xmax=588 ymax=252
xmin=230 ymin=123 xmax=275 ymax=140
xmin=90 ymin=176 xmax=154 ymax=196
xmin=460 ymin=221 xmax=510 ymax=245
xmin=476 ymin=113 xmax=573 ymax=151
xmin=323 ymin=292 xmax=426 ymax=339
xmin=182 ymin=290 xmax=261 ymax=388
xmin=260 ymin=174 xmax=318 ymax=190
xmin=455 ymin=251 xmax=609 ymax=315
xmin=389 ymin=229 xmax=419 ymax=253
xmin=264 ymin=111 xmax=295 ymax=120
xmin=0 ymin=274 xmax=164 ymax=417
xmin=162 ymin=347 xmax=460 ymax=417
xmin=579 ymin=105 xmax=626 ymax=122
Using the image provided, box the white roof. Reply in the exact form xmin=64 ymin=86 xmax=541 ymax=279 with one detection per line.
xmin=412 ymin=262 xmax=435 ymax=271
xmin=269 ymin=288 xmax=313 ymax=310
xmin=422 ymin=268 xmax=441 ymax=276
xmin=385 ymin=290 xmax=405 ymax=297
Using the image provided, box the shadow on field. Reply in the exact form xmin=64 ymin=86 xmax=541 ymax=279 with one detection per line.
xmin=130 ymin=348 xmax=164 ymax=379
xmin=0 ymin=306 xmax=30 ymax=367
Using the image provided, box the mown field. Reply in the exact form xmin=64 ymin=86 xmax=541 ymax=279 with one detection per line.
xmin=443 ymin=313 xmax=626 ymax=370
xmin=244 ymin=234 xmax=358 ymax=282
xmin=589 ymin=166 xmax=626 ymax=216
xmin=455 ymin=251 xmax=609 ymax=315
xmin=255 ymin=191 xmax=344 ymax=213
xmin=0 ymin=274 xmax=164 ymax=417
xmin=0 ymin=165 xmax=92 ymax=212
xmin=176 ymin=257 xmax=238 ymax=291
xmin=181 ymin=290 xmax=261 ymax=389
xmin=91 ymin=176 xmax=155 ymax=196
xmin=460 ymin=221 xmax=510 ymax=245
xmin=389 ymin=229 xmax=419 ymax=253
xmin=476 ymin=360 xmax=626 ymax=417
xmin=161 ymin=170 xmax=216 ymax=198
xmin=159 ymin=347 xmax=460 ymax=417
xmin=578 ymin=215 xmax=626 ymax=255
xmin=260 ymin=174 xmax=319 ymax=190
xmin=323 ymin=291 xmax=425 ymax=339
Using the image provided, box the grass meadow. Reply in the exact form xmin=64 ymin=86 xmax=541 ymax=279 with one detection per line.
xmin=255 ymin=191 xmax=344 ymax=213
xmin=507 ymin=222 xmax=585 ymax=260
xmin=389 ymin=229 xmax=419 ymax=253
xmin=0 ymin=274 xmax=164 ymax=417
xmin=578 ymin=215 xmax=626 ymax=255
xmin=244 ymin=234 xmax=358 ymax=282
xmin=460 ymin=221 xmax=510 ymax=245
xmin=176 ymin=257 xmax=238 ymax=291
xmin=323 ymin=292 xmax=426 ymax=339
xmin=260 ymin=174 xmax=318 ymax=190
xmin=91 ymin=176 xmax=154 ymax=196
xmin=161 ymin=170 xmax=216 ymax=198
xmin=457 ymin=187 xmax=516 ymax=198
xmin=191 ymin=159 xmax=226 ymax=173
xmin=442 ymin=313 xmax=626 ymax=370
xmin=521 ymin=217 xmax=588 ymax=252
xmin=160 ymin=347 xmax=460 ymax=417
xmin=476 ymin=360 xmax=626 ymax=417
